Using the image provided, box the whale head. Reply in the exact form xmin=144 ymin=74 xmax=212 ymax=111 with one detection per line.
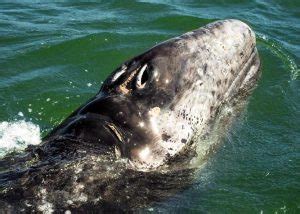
xmin=46 ymin=19 xmax=260 ymax=169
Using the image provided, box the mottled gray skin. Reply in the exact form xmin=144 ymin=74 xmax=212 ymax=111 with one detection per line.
xmin=0 ymin=20 xmax=260 ymax=212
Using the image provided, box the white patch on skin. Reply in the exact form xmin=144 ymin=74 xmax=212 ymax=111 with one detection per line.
xmin=139 ymin=146 xmax=150 ymax=161
xmin=67 ymin=200 xmax=74 ymax=205
xmin=68 ymin=182 xmax=88 ymax=203
xmin=115 ymin=146 xmax=121 ymax=158
xmin=37 ymin=188 xmax=54 ymax=214
xmin=38 ymin=202 xmax=54 ymax=214
xmin=77 ymin=193 xmax=88 ymax=202
xmin=149 ymin=116 xmax=159 ymax=134
xmin=148 ymin=107 xmax=160 ymax=116
xmin=75 ymin=167 xmax=82 ymax=174
xmin=112 ymin=66 xmax=126 ymax=82
xmin=158 ymin=110 xmax=193 ymax=156
xmin=148 ymin=107 xmax=160 ymax=134
xmin=138 ymin=121 xmax=145 ymax=128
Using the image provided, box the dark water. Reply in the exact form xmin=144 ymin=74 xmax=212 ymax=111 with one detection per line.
xmin=0 ymin=1 xmax=299 ymax=213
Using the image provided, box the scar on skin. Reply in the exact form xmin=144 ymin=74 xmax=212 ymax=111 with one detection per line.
xmin=115 ymin=146 xmax=121 ymax=158
xmin=118 ymin=68 xmax=139 ymax=94
xmin=107 ymin=124 xmax=123 ymax=142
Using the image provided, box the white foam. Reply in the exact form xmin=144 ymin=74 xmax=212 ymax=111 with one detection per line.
xmin=0 ymin=120 xmax=41 ymax=157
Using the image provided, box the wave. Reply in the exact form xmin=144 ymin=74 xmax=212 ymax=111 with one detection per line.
xmin=257 ymin=33 xmax=299 ymax=80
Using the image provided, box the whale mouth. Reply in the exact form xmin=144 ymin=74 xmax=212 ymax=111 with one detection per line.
xmin=225 ymin=47 xmax=260 ymax=99
xmin=44 ymin=112 xmax=126 ymax=151
xmin=81 ymin=113 xmax=126 ymax=145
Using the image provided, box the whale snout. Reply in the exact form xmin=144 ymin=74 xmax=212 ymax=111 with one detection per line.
xmin=168 ymin=19 xmax=260 ymax=108
xmin=180 ymin=19 xmax=258 ymax=79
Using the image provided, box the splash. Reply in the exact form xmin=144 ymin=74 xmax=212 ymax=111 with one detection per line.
xmin=0 ymin=120 xmax=41 ymax=158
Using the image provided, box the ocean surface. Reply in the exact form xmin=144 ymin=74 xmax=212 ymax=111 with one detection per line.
xmin=0 ymin=0 xmax=299 ymax=213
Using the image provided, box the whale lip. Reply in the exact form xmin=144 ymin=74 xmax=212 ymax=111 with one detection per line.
xmin=44 ymin=112 xmax=125 ymax=149
xmin=224 ymin=47 xmax=260 ymax=99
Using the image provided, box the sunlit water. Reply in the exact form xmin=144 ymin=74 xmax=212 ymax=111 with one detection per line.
xmin=0 ymin=1 xmax=299 ymax=213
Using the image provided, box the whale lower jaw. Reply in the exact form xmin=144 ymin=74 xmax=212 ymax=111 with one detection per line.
xmin=160 ymin=48 xmax=261 ymax=170
xmin=224 ymin=47 xmax=261 ymax=102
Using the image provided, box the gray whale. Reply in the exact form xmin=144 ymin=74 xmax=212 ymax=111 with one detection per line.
xmin=0 ymin=19 xmax=260 ymax=212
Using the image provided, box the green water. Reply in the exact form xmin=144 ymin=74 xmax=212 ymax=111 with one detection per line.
xmin=0 ymin=1 xmax=299 ymax=213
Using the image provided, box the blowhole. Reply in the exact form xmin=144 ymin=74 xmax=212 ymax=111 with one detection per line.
xmin=136 ymin=64 xmax=150 ymax=88
xmin=141 ymin=68 xmax=149 ymax=85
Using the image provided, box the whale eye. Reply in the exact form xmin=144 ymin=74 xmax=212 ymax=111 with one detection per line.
xmin=136 ymin=64 xmax=149 ymax=89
